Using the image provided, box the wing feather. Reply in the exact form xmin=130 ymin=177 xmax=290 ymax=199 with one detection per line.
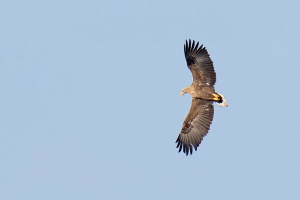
xmin=176 ymin=98 xmax=214 ymax=155
xmin=184 ymin=39 xmax=216 ymax=86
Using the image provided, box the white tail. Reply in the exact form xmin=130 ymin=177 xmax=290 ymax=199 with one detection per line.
xmin=216 ymin=93 xmax=228 ymax=107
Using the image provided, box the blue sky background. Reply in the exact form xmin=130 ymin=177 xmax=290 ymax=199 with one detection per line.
xmin=1 ymin=0 xmax=300 ymax=199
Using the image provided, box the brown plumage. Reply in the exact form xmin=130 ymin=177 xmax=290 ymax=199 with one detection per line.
xmin=176 ymin=39 xmax=227 ymax=156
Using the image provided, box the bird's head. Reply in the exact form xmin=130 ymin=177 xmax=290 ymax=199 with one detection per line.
xmin=180 ymin=86 xmax=190 ymax=96
xmin=180 ymin=86 xmax=193 ymax=96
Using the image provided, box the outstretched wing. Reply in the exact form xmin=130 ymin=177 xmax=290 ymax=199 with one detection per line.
xmin=176 ymin=98 xmax=214 ymax=155
xmin=184 ymin=39 xmax=216 ymax=86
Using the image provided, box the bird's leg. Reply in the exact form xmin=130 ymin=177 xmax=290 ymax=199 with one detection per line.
xmin=212 ymin=93 xmax=221 ymax=101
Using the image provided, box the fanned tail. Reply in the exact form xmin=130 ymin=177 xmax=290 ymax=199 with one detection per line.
xmin=216 ymin=93 xmax=228 ymax=107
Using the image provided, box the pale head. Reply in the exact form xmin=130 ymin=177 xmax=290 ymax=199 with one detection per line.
xmin=180 ymin=86 xmax=192 ymax=96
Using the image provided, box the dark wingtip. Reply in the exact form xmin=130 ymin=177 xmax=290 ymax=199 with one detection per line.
xmin=176 ymin=135 xmax=197 ymax=156
xmin=184 ymin=39 xmax=206 ymax=60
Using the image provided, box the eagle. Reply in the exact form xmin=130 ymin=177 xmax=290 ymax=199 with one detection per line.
xmin=176 ymin=39 xmax=228 ymax=155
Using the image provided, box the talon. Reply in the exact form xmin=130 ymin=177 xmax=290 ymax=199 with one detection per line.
xmin=212 ymin=94 xmax=220 ymax=101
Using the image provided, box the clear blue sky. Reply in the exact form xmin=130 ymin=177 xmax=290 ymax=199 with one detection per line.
xmin=1 ymin=0 xmax=300 ymax=199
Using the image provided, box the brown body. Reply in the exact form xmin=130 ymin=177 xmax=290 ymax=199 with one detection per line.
xmin=181 ymin=85 xmax=220 ymax=102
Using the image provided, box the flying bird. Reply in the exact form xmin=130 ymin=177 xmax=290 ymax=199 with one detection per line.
xmin=176 ymin=39 xmax=228 ymax=155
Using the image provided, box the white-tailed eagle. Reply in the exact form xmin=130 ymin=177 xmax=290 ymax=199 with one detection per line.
xmin=176 ymin=39 xmax=228 ymax=155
